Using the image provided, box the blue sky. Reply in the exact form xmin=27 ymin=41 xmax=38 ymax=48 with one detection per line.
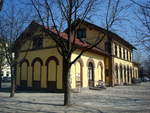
xmin=2 ymin=0 xmax=149 ymax=62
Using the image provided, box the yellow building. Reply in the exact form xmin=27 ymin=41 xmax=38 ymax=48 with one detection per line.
xmin=15 ymin=19 xmax=139 ymax=91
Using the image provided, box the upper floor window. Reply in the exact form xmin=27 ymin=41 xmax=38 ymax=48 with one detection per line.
xmin=119 ymin=46 xmax=122 ymax=58
xmin=128 ymin=51 xmax=130 ymax=61
xmin=130 ymin=52 xmax=132 ymax=61
xmin=77 ymin=28 xmax=86 ymax=39
xmin=130 ymin=67 xmax=132 ymax=77
xmin=120 ymin=65 xmax=123 ymax=80
xmin=123 ymin=48 xmax=125 ymax=59
xmin=33 ymin=37 xmax=43 ymax=49
xmin=115 ymin=44 xmax=117 ymax=56
xmin=126 ymin=50 xmax=128 ymax=61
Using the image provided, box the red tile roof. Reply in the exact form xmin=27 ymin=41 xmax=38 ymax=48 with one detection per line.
xmin=42 ymin=23 xmax=109 ymax=56
xmin=65 ymin=19 xmax=136 ymax=49
xmin=16 ymin=21 xmax=110 ymax=56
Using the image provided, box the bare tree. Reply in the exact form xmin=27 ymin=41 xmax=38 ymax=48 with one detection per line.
xmin=0 ymin=0 xmax=5 ymax=87
xmin=0 ymin=37 xmax=6 ymax=88
xmin=143 ymin=55 xmax=150 ymax=76
xmin=101 ymin=0 xmax=132 ymax=32
xmin=27 ymin=0 xmax=106 ymax=106
xmin=131 ymin=0 xmax=150 ymax=52
xmin=0 ymin=2 xmax=32 ymax=97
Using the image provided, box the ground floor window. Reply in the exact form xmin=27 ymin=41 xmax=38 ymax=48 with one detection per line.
xmin=115 ymin=64 xmax=118 ymax=83
xmin=88 ymin=62 xmax=94 ymax=87
xmin=124 ymin=66 xmax=126 ymax=83
xmin=120 ymin=65 xmax=123 ymax=80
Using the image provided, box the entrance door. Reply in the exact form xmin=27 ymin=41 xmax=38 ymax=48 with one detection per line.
xmin=88 ymin=62 xmax=94 ymax=87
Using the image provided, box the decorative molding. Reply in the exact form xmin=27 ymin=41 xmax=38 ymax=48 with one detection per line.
xmin=31 ymin=57 xmax=43 ymax=66
xmin=87 ymin=58 xmax=95 ymax=68
xmin=76 ymin=58 xmax=84 ymax=67
xmin=20 ymin=45 xmax=57 ymax=52
xmin=97 ymin=61 xmax=103 ymax=69
xmin=45 ymin=56 xmax=59 ymax=65
xmin=19 ymin=59 xmax=30 ymax=67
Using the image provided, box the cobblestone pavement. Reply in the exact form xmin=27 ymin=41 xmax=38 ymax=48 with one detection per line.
xmin=0 ymin=82 xmax=150 ymax=113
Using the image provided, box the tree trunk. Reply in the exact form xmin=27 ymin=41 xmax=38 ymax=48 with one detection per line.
xmin=0 ymin=68 xmax=2 ymax=88
xmin=63 ymin=57 xmax=71 ymax=106
xmin=10 ymin=66 xmax=15 ymax=97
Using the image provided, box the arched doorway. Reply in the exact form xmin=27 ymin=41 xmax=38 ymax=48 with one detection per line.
xmin=88 ymin=62 xmax=94 ymax=87
xmin=127 ymin=66 xmax=129 ymax=84
xmin=120 ymin=64 xmax=123 ymax=83
xmin=115 ymin=64 xmax=118 ymax=84
xmin=124 ymin=66 xmax=126 ymax=84
xmin=45 ymin=56 xmax=59 ymax=90
xmin=130 ymin=67 xmax=133 ymax=79
xmin=97 ymin=62 xmax=103 ymax=81
xmin=75 ymin=61 xmax=83 ymax=88
xmin=31 ymin=57 xmax=43 ymax=89
xmin=20 ymin=59 xmax=29 ymax=88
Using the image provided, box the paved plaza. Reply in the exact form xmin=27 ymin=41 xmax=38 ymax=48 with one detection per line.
xmin=0 ymin=82 xmax=150 ymax=113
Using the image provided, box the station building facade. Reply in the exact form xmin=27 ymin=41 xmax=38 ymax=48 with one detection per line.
xmin=15 ymin=20 xmax=139 ymax=90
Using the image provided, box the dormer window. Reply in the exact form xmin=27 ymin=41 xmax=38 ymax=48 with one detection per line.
xmin=33 ymin=37 xmax=43 ymax=49
xmin=77 ymin=28 xmax=86 ymax=39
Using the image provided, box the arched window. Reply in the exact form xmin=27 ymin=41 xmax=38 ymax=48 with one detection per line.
xmin=115 ymin=64 xmax=118 ymax=83
xmin=115 ymin=44 xmax=118 ymax=56
xmin=97 ymin=62 xmax=103 ymax=81
xmin=75 ymin=58 xmax=84 ymax=88
xmin=120 ymin=64 xmax=123 ymax=80
xmin=130 ymin=67 xmax=132 ymax=79
xmin=124 ymin=66 xmax=126 ymax=83
xmin=31 ymin=57 xmax=43 ymax=89
xmin=88 ymin=62 xmax=94 ymax=87
xmin=127 ymin=66 xmax=129 ymax=83
xmin=119 ymin=46 xmax=122 ymax=58
xmin=135 ymin=69 xmax=138 ymax=78
xmin=19 ymin=59 xmax=29 ymax=88
xmin=123 ymin=48 xmax=125 ymax=59
xmin=45 ymin=56 xmax=59 ymax=90
xmin=127 ymin=50 xmax=128 ymax=61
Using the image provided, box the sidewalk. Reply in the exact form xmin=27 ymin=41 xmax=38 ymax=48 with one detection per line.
xmin=0 ymin=82 xmax=150 ymax=113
